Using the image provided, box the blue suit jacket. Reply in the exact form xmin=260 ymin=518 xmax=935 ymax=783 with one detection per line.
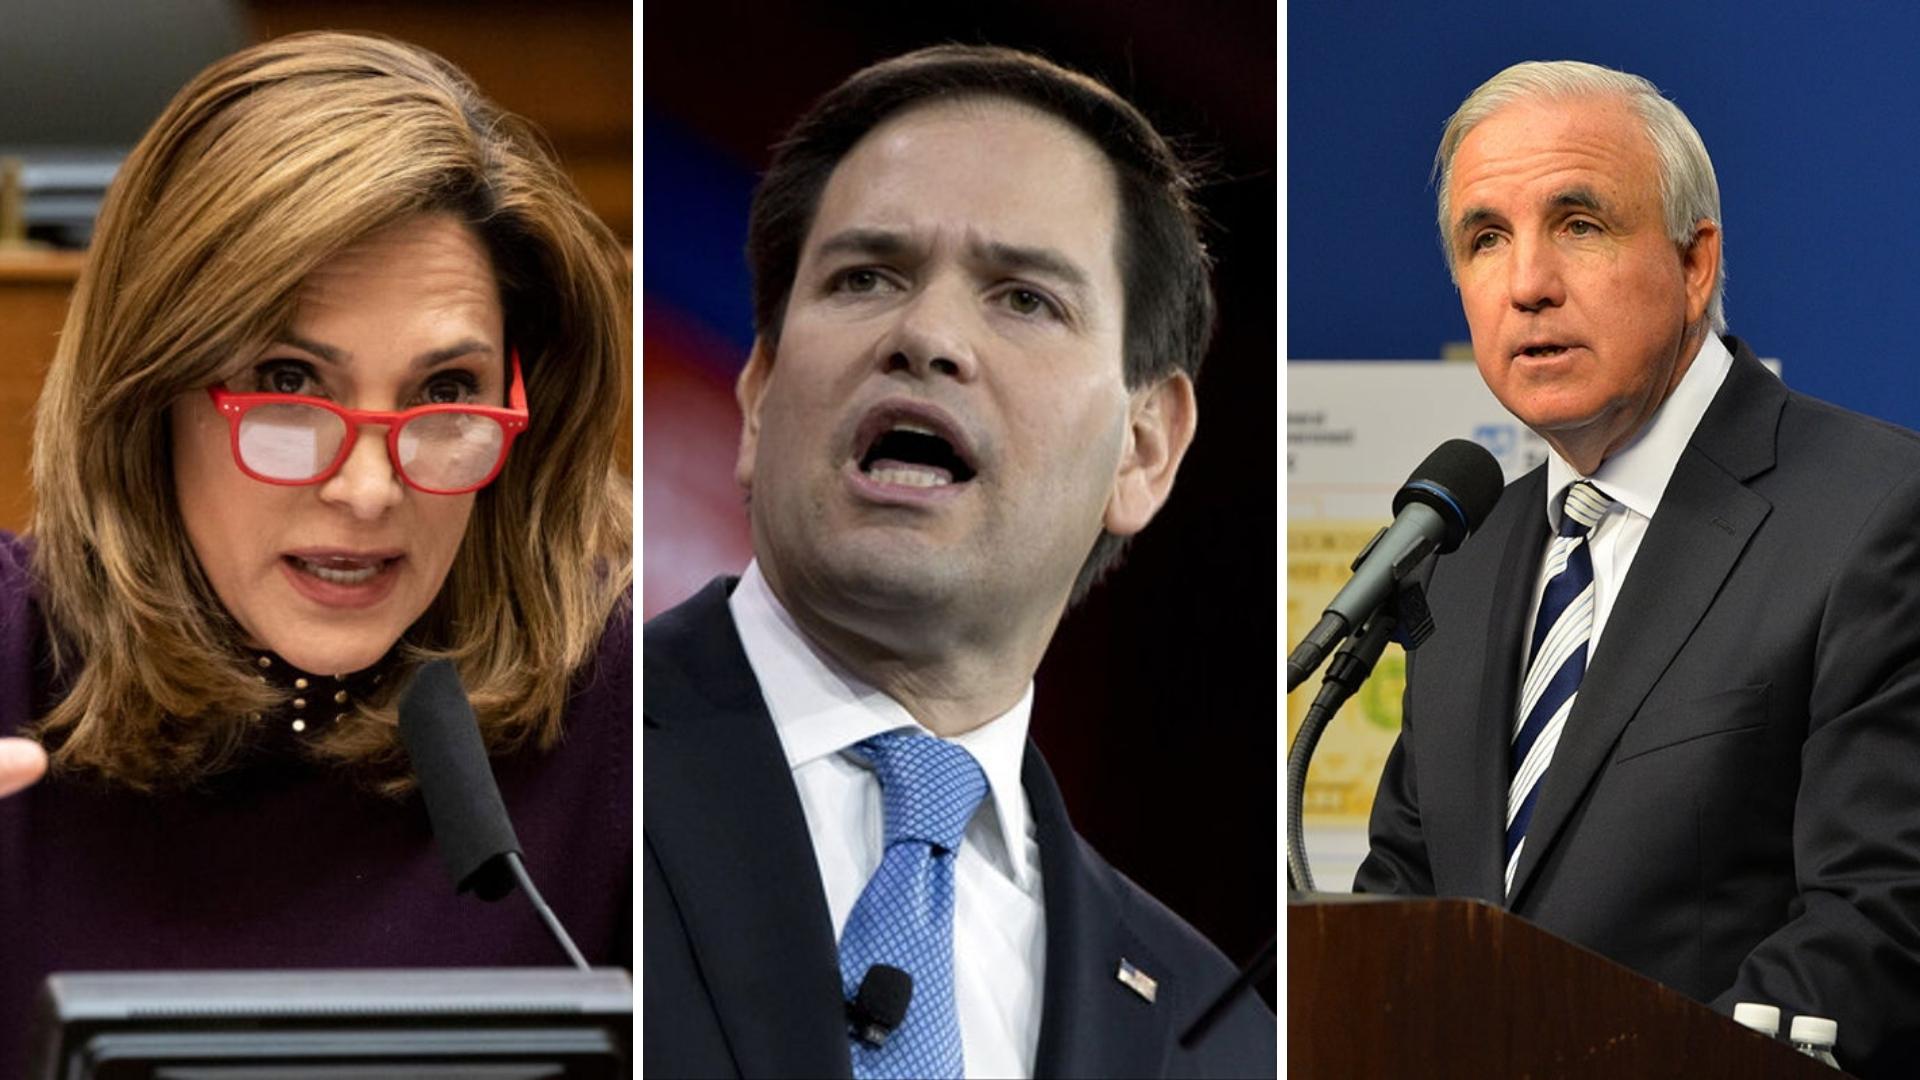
xmin=643 ymin=578 xmax=1275 ymax=1078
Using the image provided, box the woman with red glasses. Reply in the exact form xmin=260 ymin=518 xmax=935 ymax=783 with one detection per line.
xmin=0 ymin=32 xmax=630 ymax=1067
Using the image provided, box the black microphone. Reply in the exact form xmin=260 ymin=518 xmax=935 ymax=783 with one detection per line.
xmin=846 ymin=964 xmax=913 ymax=1048
xmin=1287 ymin=439 xmax=1504 ymax=690
xmin=398 ymin=659 xmax=589 ymax=970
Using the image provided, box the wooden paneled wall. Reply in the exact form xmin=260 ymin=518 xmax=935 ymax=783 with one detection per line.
xmin=0 ymin=253 xmax=82 ymax=532
xmin=249 ymin=1 xmax=633 ymax=238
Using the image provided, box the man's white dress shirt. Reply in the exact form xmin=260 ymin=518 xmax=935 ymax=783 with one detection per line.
xmin=729 ymin=561 xmax=1046 ymax=1079
xmin=1524 ymin=332 xmax=1736 ymax=665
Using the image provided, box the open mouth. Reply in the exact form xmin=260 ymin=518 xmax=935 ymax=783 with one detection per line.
xmin=1519 ymin=344 xmax=1574 ymax=359
xmin=284 ymin=554 xmax=399 ymax=586
xmin=855 ymin=413 xmax=978 ymax=489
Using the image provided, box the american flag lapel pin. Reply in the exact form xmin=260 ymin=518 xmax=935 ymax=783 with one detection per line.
xmin=1116 ymin=958 xmax=1158 ymax=1003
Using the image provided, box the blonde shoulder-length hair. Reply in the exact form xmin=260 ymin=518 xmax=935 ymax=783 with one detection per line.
xmin=30 ymin=31 xmax=632 ymax=792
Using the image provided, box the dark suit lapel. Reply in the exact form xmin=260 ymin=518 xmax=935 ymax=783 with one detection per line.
xmin=1507 ymin=343 xmax=1781 ymax=903
xmin=1472 ymin=470 xmax=1550 ymax=904
xmin=1026 ymin=745 xmax=1175 ymax=1078
xmin=643 ymin=579 xmax=851 ymax=1079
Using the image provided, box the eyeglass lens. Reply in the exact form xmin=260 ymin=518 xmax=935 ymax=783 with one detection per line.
xmin=236 ymin=403 xmax=506 ymax=490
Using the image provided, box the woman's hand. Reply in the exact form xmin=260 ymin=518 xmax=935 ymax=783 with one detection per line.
xmin=0 ymin=737 xmax=46 ymax=797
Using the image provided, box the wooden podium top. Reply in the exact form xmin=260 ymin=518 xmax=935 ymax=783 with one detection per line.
xmin=1290 ymin=895 xmax=1843 ymax=1078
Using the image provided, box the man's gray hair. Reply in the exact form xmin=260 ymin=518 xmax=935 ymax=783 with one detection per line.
xmin=1434 ymin=60 xmax=1726 ymax=333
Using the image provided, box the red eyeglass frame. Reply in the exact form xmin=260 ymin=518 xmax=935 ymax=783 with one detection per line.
xmin=206 ymin=351 xmax=530 ymax=495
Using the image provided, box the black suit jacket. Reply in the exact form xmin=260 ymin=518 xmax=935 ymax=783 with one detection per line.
xmin=1356 ymin=339 xmax=1920 ymax=1077
xmin=644 ymin=578 xmax=1275 ymax=1078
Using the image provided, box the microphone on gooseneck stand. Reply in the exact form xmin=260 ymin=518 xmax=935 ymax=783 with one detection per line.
xmin=398 ymin=658 xmax=589 ymax=971
xmin=847 ymin=964 xmax=913 ymax=1048
xmin=1200 ymin=441 xmax=1502 ymax=1050
xmin=1286 ymin=438 xmax=1504 ymax=691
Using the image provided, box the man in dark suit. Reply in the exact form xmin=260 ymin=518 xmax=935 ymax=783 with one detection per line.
xmin=1356 ymin=60 xmax=1920 ymax=1076
xmin=644 ymin=45 xmax=1275 ymax=1078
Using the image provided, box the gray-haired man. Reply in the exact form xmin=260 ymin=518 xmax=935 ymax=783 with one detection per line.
xmin=1358 ymin=60 xmax=1920 ymax=1077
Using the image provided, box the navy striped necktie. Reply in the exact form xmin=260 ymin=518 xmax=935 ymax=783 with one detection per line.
xmin=1506 ymin=480 xmax=1614 ymax=895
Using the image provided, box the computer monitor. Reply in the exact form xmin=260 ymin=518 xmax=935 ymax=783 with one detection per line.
xmin=28 ymin=968 xmax=631 ymax=1079
xmin=0 ymin=0 xmax=246 ymax=246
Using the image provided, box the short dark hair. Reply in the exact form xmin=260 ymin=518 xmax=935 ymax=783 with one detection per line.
xmin=745 ymin=43 xmax=1214 ymax=598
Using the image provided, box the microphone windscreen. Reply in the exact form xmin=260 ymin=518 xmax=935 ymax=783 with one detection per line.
xmin=854 ymin=964 xmax=913 ymax=1034
xmin=1391 ymin=438 xmax=1505 ymax=552
xmin=397 ymin=659 xmax=521 ymax=901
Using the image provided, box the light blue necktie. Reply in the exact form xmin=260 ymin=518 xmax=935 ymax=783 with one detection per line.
xmin=838 ymin=730 xmax=988 ymax=1080
xmin=1506 ymin=480 xmax=1613 ymax=895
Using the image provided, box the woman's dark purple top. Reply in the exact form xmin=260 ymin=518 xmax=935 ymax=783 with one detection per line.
xmin=0 ymin=535 xmax=632 ymax=1072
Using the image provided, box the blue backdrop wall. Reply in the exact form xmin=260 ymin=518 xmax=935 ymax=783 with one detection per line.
xmin=1290 ymin=1 xmax=1920 ymax=429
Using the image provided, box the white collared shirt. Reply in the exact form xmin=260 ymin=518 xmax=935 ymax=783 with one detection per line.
xmin=1523 ymin=332 xmax=1736 ymax=667
xmin=728 ymin=561 xmax=1046 ymax=1079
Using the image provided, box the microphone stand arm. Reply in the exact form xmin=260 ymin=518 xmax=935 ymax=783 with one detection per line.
xmin=1286 ymin=611 xmax=1397 ymax=894
xmin=505 ymin=852 xmax=590 ymax=971
xmin=1184 ymin=561 xmax=1438 ymax=1048
xmin=1287 ymin=554 xmax=1434 ymax=894
xmin=1285 ymin=517 xmax=1438 ymax=692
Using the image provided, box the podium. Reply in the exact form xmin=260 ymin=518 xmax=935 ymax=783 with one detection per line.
xmin=1289 ymin=895 xmax=1843 ymax=1077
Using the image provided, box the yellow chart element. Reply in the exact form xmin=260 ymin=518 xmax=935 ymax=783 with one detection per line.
xmin=1287 ymin=519 xmax=1405 ymax=825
